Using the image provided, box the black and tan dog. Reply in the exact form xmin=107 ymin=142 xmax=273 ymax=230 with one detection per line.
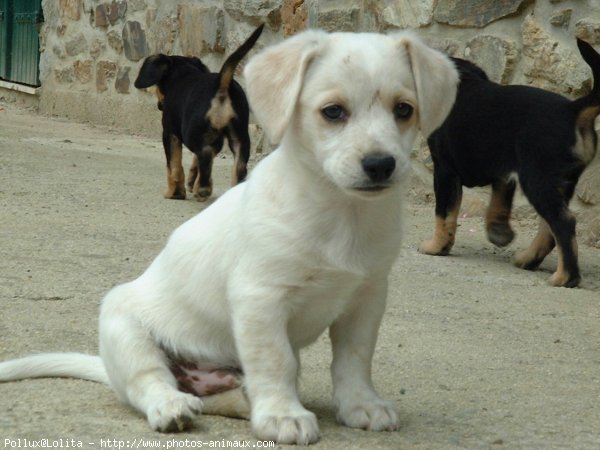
xmin=135 ymin=24 xmax=264 ymax=201
xmin=420 ymin=39 xmax=600 ymax=288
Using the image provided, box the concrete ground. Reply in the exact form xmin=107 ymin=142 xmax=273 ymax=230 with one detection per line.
xmin=0 ymin=104 xmax=599 ymax=449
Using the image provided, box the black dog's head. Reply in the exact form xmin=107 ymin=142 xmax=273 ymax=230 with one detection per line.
xmin=135 ymin=55 xmax=210 ymax=110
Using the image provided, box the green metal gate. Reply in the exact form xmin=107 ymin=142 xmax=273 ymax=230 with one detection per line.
xmin=0 ymin=0 xmax=9 ymax=80
xmin=0 ymin=0 xmax=42 ymax=87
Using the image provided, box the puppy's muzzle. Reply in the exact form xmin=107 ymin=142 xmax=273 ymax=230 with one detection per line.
xmin=361 ymin=154 xmax=396 ymax=184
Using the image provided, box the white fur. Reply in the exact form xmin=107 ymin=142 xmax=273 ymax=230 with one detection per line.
xmin=0 ymin=30 xmax=458 ymax=445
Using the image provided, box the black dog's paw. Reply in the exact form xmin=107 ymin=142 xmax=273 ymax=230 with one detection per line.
xmin=487 ymin=222 xmax=515 ymax=247
xmin=164 ymin=188 xmax=187 ymax=200
xmin=195 ymin=187 xmax=212 ymax=202
xmin=512 ymin=250 xmax=543 ymax=271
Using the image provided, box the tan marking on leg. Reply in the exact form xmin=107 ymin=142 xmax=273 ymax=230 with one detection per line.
xmin=187 ymin=155 xmax=198 ymax=192
xmin=153 ymin=87 xmax=165 ymax=110
xmin=419 ymin=201 xmax=461 ymax=256
xmin=548 ymin=245 xmax=569 ymax=287
xmin=200 ymin=386 xmax=250 ymax=420
xmin=548 ymin=223 xmax=579 ymax=287
xmin=573 ymin=107 xmax=600 ymax=165
xmin=229 ymin=138 xmax=244 ymax=186
xmin=230 ymin=143 xmax=238 ymax=187
xmin=192 ymin=175 xmax=200 ymax=199
xmin=513 ymin=219 xmax=554 ymax=269
xmin=164 ymin=135 xmax=186 ymax=199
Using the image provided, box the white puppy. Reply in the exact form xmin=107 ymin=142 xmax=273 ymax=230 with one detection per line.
xmin=0 ymin=30 xmax=457 ymax=445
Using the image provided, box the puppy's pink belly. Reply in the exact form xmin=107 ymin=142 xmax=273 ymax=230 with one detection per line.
xmin=170 ymin=361 xmax=242 ymax=396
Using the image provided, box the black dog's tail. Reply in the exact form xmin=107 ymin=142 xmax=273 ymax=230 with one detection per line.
xmin=573 ymin=39 xmax=600 ymax=109
xmin=571 ymin=39 xmax=600 ymax=164
xmin=217 ymin=24 xmax=264 ymax=94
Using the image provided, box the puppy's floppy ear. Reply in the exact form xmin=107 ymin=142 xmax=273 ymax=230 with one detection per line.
xmin=243 ymin=30 xmax=326 ymax=144
xmin=134 ymin=54 xmax=171 ymax=89
xmin=396 ymin=34 xmax=459 ymax=138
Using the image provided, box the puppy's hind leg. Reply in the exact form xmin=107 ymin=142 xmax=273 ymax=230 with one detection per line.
xmin=227 ymin=128 xmax=250 ymax=186
xmin=530 ymin=208 xmax=579 ymax=287
xmin=201 ymin=387 xmax=250 ymax=420
xmin=191 ymin=145 xmax=217 ymax=201
xmin=539 ymin=200 xmax=580 ymax=288
xmin=486 ymin=178 xmax=516 ymax=247
xmin=515 ymin=176 xmax=580 ymax=287
xmin=187 ymin=155 xmax=199 ymax=193
xmin=419 ymin=168 xmax=462 ymax=255
xmin=163 ymin=132 xmax=186 ymax=199
xmin=99 ymin=286 xmax=203 ymax=432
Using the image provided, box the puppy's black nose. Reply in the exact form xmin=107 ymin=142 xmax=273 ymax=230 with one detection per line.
xmin=361 ymin=154 xmax=396 ymax=182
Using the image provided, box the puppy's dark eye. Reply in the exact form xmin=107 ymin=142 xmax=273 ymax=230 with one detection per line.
xmin=321 ymin=105 xmax=347 ymax=122
xmin=394 ymin=102 xmax=413 ymax=120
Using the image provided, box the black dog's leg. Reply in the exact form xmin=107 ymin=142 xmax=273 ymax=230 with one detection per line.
xmin=227 ymin=126 xmax=250 ymax=186
xmin=187 ymin=155 xmax=199 ymax=193
xmin=419 ymin=168 xmax=463 ymax=256
xmin=515 ymin=176 xmax=580 ymax=287
xmin=545 ymin=177 xmax=582 ymax=287
xmin=547 ymin=209 xmax=580 ymax=287
xmin=191 ymin=146 xmax=215 ymax=202
xmin=486 ymin=178 xmax=516 ymax=247
xmin=163 ymin=132 xmax=186 ymax=200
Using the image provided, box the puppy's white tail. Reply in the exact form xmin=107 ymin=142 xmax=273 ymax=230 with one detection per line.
xmin=0 ymin=353 xmax=109 ymax=384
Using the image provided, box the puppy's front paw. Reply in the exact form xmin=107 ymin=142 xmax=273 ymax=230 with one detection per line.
xmin=336 ymin=396 xmax=400 ymax=432
xmin=252 ymin=406 xmax=319 ymax=445
xmin=147 ymin=392 xmax=203 ymax=432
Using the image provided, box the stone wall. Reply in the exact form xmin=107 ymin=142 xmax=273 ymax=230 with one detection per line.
xmin=40 ymin=1 xmax=600 ymax=132
xmin=40 ymin=0 xmax=600 ymax=132
xmin=36 ymin=0 xmax=600 ymax=241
